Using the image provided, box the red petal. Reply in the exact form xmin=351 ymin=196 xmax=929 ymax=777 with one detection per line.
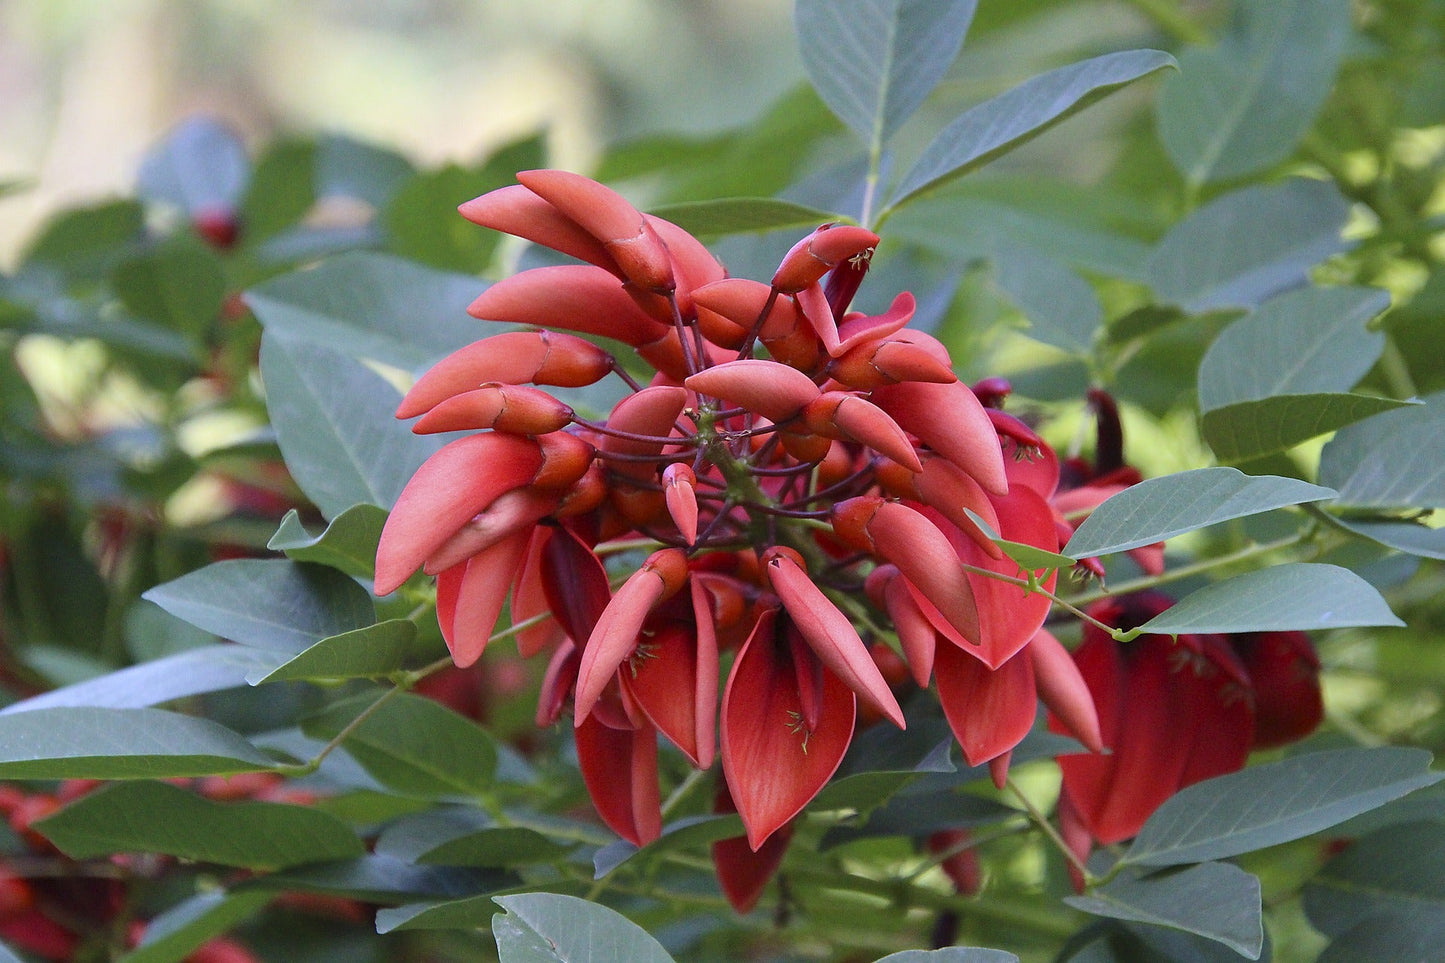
xmin=622 ymin=623 xmax=705 ymax=767
xmin=711 ymin=783 xmax=792 ymax=913
xmin=575 ymin=714 xmax=661 ymax=846
xmin=445 ymin=530 xmax=531 ymax=667
xmin=396 ymin=330 xmax=612 ymax=419
xmin=872 ymin=380 xmax=1007 ymax=495
xmin=458 ymin=184 xmax=618 ymax=276
xmin=467 ymin=265 xmax=670 ymax=346
xmin=1231 ymin=630 xmax=1323 ymax=749
xmin=935 ymin=643 xmax=1036 ymax=767
xmin=721 ymin=609 xmax=856 ymax=850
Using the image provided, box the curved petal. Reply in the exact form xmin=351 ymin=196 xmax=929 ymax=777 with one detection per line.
xmin=444 ymin=530 xmax=532 ymax=667
xmin=467 ymin=264 xmax=670 ymax=347
xmin=935 ymin=642 xmax=1035 ymax=767
xmin=872 ymin=379 xmax=1007 ymax=495
xmin=721 ymin=609 xmax=856 ymax=850
xmin=575 ymin=714 xmax=662 ymax=846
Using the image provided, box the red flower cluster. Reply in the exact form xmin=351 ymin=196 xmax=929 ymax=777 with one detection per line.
xmin=374 ymin=171 xmax=1321 ymax=908
xmin=375 ymin=171 xmax=1103 ymax=893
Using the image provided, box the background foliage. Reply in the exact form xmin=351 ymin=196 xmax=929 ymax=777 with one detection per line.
xmin=1 ymin=0 xmax=1443 ymax=961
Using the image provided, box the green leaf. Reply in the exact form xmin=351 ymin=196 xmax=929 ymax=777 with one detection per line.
xmin=795 ymin=0 xmax=977 ymax=146
xmin=302 ymin=692 xmax=498 ymax=798
xmin=118 ymin=890 xmax=272 ymax=963
xmin=1063 ymin=468 xmax=1336 ymax=559
xmin=0 ymin=645 xmax=283 ymax=714
xmin=873 ymin=950 xmax=1020 ymax=962
xmin=1157 ymin=0 xmax=1352 ymax=185
xmin=1145 ymin=180 xmax=1350 ymax=313
xmin=376 ymin=893 xmax=513 ymax=934
xmin=490 ymin=893 xmax=676 ymax=963
xmin=1134 ymin=563 xmax=1403 ymax=635
xmin=1066 ymin=862 xmax=1263 ymax=959
xmin=260 ymin=331 xmax=445 ymax=518
xmin=1304 ymin=821 xmax=1445 ymax=961
xmin=247 ymin=620 xmax=425 ymax=684
xmin=22 ymin=200 xmax=146 ymax=278
xmin=36 ymin=780 xmax=363 ymax=869
xmin=1201 ymin=394 xmax=1415 ymax=463
xmin=315 ymin=134 xmax=415 ymax=208
xmin=886 ymin=50 xmax=1176 ymax=214
xmin=0 ymin=707 xmax=275 ymax=779
xmin=1327 ymin=517 xmax=1445 ymax=561
xmin=258 ymin=854 xmax=507 ymax=903
xmin=137 ymin=117 xmax=250 ymax=215
xmin=1319 ymin=392 xmax=1445 ymax=509
xmin=1124 ymin=748 xmax=1443 ymax=867
xmin=267 ymin=504 xmax=389 ymax=578
xmin=991 ymin=240 xmax=1102 ymax=354
xmin=1197 ymin=286 xmax=1391 ymax=411
xmin=647 ymin=198 xmax=844 ymax=237
xmin=143 ymin=559 xmax=376 ymax=655
xmin=593 ymin=813 xmax=744 ymax=879
xmin=374 ymin=807 xmax=573 ymax=867
xmin=244 ymin=251 xmax=483 ymax=371
xmin=112 ymin=239 xmax=227 ymax=346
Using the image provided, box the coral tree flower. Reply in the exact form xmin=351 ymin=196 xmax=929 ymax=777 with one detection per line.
xmin=373 ymin=169 xmax=1108 ymax=903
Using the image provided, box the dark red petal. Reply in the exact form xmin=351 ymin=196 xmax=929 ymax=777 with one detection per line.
xmin=623 ymin=623 xmax=705 ymax=767
xmin=575 ymin=714 xmax=662 ymax=846
xmin=721 ymin=609 xmax=856 ymax=850
xmin=1231 ymin=630 xmax=1323 ymax=749
xmin=711 ymin=783 xmax=792 ymax=913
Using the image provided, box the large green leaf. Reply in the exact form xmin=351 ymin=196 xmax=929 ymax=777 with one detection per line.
xmin=1145 ymin=180 xmax=1350 ymax=313
xmin=143 ymin=559 xmax=375 ymax=654
xmin=267 ymin=504 xmax=388 ymax=578
xmin=647 ymin=198 xmax=843 ymax=237
xmin=1063 ymin=468 xmax=1335 ymax=559
xmin=490 ymin=893 xmax=676 ymax=963
xmin=260 ymin=331 xmax=445 ymax=518
xmin=0 ymin=645 xmax=282 ymax=714
xmin=376 ymin=893 xmax=515 ymax=934
xmin=1329 ymin=517 xmax=1445 ymax=561
xmin=302 ymin=692 xmax=498 ymax=798
xmin=1318 ymin=392 xmax=1445 ymax=509
xmin=1134 ymin=564 xmax=1403 ymax=635
xmin=1200 ymin=394 xmax=1415 ymax=463
xmin=0 ymin=707 xmax=276 ymax=779
xmin=37 ymin=780 xmax=363 ymax=869
xmin=1304 ymin=821 xmax=1445 ymax=962
xmin=795 ymin=0 xmax=977 ymax=146
xmin=1066 ymin=862 xmax=1262 ymax=959
xmin=1197 ymin=286 xmax=1391 ymax=410
xmin=247 ymin=620 xmax=426 ymax=684
xmin=1123 ymin=748 xmax=1443 ymax=867
xmin=886 ymin=50 xmax=1176 ymax=214
xmin=374 ymin=807 xmax=573 ymax=867
xmin=1157 ymin=0 xmax=1352 ymax=185
xmin=112 ymin=239 xmax=226 ymax=346
xmin=118 ymin=890 xmax=272 ymax=963
xmin=991 ymin=240 xmax=1102 ymax=354
xmin=244 ymin=251 xmax=483 ymax=371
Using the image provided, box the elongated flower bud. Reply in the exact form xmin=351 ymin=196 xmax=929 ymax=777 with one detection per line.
xmin=396 ymin=330 xmax=612 ymax=419
xmin=574 ymin=548 xmax=690 ymax=722
xmin=459 ymin=184 xmax=617 ymax=275
xmin=411 ymin=383 xmax=574 ymax=435
xmin=663 ymin=462 xmax=699 ymax=544
xmin=872 ymin=379 xmax=1008 ymax=495
xmin=771 ymin=224 xmax=879 ymax=294
xmin=802 ymin=392 xmax=922 ymax=472
xmin=468 ymin=265 xmax=671 ymax=347
xmin=1029 ymin=628 xmax=1102 ymax=754
xmin=761 ymin=547 xmax=904 ymax=729
xmin=516 ymin=169 xmax=675 ymax=293
xmin=685 ymin=359 xmax=820 ymax=423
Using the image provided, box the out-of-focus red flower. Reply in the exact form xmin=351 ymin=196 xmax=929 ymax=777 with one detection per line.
xmin=1230 ymin=630 xmax=1324 ymax=748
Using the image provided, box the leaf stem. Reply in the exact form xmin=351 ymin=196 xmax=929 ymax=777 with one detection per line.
xmin=1006 ymin=776 xmax=1093 ymax=885
xmin=1067 ymin=531 xmax=1310 ymax=607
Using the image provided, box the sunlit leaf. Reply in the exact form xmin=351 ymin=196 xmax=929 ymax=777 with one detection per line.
xmin=1066 ymin=862 xmax=1262 ymax=959
xmin=1135 ymin=564 xmax=1402 ymax=635
xmin=886 ymin=50 xmax=1176 ymax=214
xmin=795 ymin=0 xmax=978 ymax=145
xmin=37 ymin=781 xmax=363 ymax=869
xmin=1064 ymin=468 xmax=1336 ymax=559
xmin=1157 ymin=0 xmax=1352 ymax=184
xmin=1124 ymin=748 xmax=1443 ymax=867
